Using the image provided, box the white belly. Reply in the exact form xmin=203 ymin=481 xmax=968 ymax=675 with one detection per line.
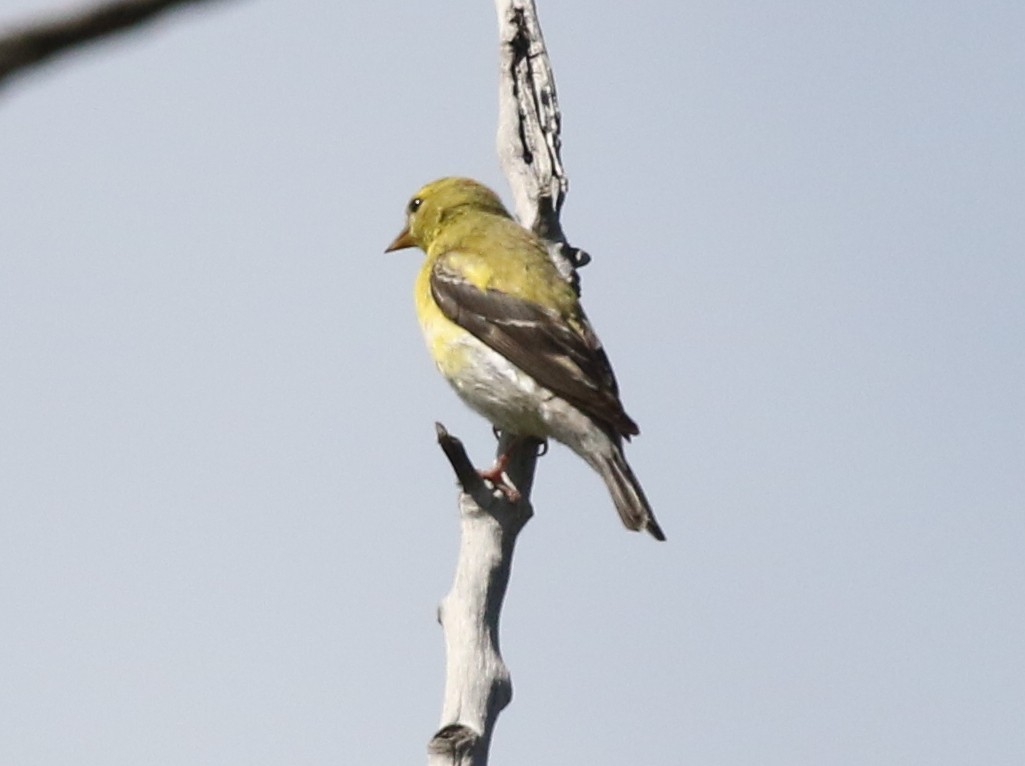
xmin=418 ymin=300 xmax=605 ymax=457
xmin=440 ymin=331 xmax=553 ymax=438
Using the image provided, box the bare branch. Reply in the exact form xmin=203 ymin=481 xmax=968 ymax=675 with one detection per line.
xmin=495 ymin=0 xmax=590 ymax=291
xmin=0 ymin=0 xmax=232 ymax=88
xmin=428 ymin=3 xmax=571 ymax=764
xmin=428 ymin=429 xmax=536 ymax=766
xmin=435 ymin=423 xmax=488 ymax=500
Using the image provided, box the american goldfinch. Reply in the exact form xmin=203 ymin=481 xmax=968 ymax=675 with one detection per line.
xmin=386 ymin=177 xmax=665 ymax=541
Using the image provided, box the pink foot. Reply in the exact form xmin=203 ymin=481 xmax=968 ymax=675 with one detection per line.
xmin=478 ymin=451 xmax=521 ymax=502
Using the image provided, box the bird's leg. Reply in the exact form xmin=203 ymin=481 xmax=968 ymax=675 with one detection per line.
xmin=478 ymin=432 xmax=529 ymax=503
xmin=478 ymin=448 xmax=520 ymax=502
xmin=478 ymin=432 xmax=550 ymax=502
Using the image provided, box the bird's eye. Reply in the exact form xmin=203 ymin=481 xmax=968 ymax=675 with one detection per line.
xmin=407 ymin=197 xmax=423 ymax=215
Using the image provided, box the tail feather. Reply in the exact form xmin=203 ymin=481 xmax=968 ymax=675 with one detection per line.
xmin=597 ymin=449 xmax=666 ymax=541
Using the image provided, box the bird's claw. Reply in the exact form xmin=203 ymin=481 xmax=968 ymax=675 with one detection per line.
xmin=478 ymin=453 xmax=521 ymax=503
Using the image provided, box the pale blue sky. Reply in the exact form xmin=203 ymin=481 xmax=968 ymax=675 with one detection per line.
xmin=2 ymin=1 xmax=1023 ymax=764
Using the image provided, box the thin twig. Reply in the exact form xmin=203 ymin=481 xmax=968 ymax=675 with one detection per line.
xmin=0 ymin=0 xmax=231 ymax=88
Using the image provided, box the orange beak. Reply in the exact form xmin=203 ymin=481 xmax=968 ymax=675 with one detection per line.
xmin=384 ymin=226 xmax=416 ymax=252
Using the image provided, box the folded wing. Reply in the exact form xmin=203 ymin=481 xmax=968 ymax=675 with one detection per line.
xmin=431 ymin=257 xmax=639 ymax=440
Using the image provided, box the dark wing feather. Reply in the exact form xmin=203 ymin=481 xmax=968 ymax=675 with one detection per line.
xmin=430 ymin=260 xmax=639 ymax=439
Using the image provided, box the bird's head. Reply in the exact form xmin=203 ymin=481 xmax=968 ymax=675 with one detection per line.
xmin=385 ymin=177 xmax=510 ymax=253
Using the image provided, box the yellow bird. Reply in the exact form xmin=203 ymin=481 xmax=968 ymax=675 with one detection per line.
xmin=386 ymin=177 xmax=665 ymax=541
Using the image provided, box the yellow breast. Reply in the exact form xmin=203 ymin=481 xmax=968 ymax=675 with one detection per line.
xmin=412 ymin=255 xmax=551 ymax=437
xmin=414 ymin=258 xmax=470 ymax=379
